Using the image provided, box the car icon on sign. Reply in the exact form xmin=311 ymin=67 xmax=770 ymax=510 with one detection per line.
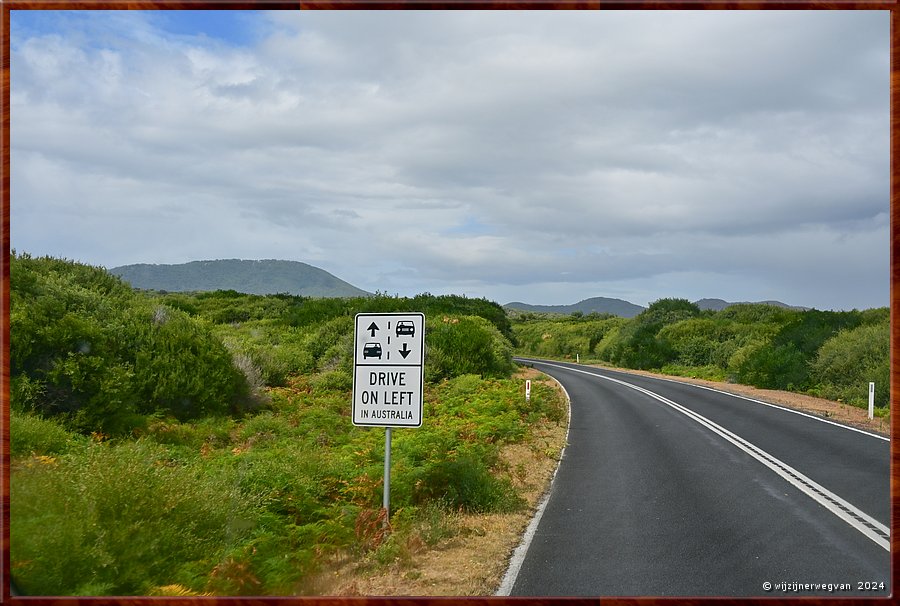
xmin=363 ymin=343 xmax=382 ymax=359
xmin=396 ymin=321 xmax=415 ymax=337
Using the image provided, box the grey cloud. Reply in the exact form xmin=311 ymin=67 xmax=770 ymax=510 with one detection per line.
xmin=10 ymin=10 xmax=889 ymax=310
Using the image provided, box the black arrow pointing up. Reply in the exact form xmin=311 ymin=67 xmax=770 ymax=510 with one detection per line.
xmin=367 ymin=322 xmax=379 ymax=338
xmin=399 ymin=343 xmax=412 ymax=359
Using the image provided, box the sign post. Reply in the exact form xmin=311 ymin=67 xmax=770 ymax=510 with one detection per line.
xmin=353 ymin=313 xmax=425 ymax=521
xmin=383 ymin=427 xmax=392 ymax=515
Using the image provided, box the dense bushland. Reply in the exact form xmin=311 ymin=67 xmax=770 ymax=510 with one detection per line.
xmin=157 ymin=289 xmax=514 ymax=342
xmin=10 ymin=254 xmax=519 ymax=436
xmin=513 ymin=300 xmax=890 ymax=410
xmin=808 ymin=320 xmax=890 ymax=407
xmin=157 ymin=289 xmax=516 ymax=392
xmin=512 ymin=311 xmax=625 ymax=359
xmin=10 ymin=253 xmax=254 ymax=434
xmin=11 ymin=374 xmax=565 ymax=595
xmin=10 ymin=254 xmax=550 ymax=596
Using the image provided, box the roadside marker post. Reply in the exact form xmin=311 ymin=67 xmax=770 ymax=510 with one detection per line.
xmin=352 ymin=313 xmax=425 ymax=522
xmin=525 ymin=379 xmax=531 ymax=403
xmin=868 ymin=382 xmax=875 ymax=420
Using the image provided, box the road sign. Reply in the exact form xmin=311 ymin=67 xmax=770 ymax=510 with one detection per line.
xmin=352 ymin=312 xmax=425 ymax=427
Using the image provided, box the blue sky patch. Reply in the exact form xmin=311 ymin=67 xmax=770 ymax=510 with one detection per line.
xmin=149 ymin=10 xmax=264 ymax=47
xmin=10 ymin=10 xmax=264 ymax=48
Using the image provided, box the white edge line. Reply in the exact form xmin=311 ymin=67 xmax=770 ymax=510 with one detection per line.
xmin=529 ymin=360 xmax=891 ymax=552
xmin=495 ymin=373 xmax=572 ymax=596
xmin=644 ymin=373 xmax=890 ymax=442
xmin=517 ymin=358 xmax=889 ymax=442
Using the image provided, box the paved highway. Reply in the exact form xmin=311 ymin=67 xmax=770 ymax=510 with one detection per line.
xmin=502 ymin=359 xmax=891 ymax=597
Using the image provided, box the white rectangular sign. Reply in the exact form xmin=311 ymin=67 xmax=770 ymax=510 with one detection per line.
xmin=352 ymin=312 xmax=425 ymax=427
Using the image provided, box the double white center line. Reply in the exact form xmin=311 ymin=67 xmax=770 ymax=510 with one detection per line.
xmin=537 ymin=361 xmax=891 ymax=552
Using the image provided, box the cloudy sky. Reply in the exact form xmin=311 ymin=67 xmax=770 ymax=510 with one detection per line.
xmin=9 ymin=9 xmax=889 ymax=310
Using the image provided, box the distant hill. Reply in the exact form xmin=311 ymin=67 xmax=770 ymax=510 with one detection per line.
xmin=109 ymin=259 xmax=372 ymax=298
xmin=505 ymin=297 xmax=646 ymax=318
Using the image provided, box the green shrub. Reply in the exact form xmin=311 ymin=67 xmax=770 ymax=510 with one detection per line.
xmin=425 ymin=315 xmax=514 ymax=381
xmin=131 ymin=309 xmax=250 ymax=421
xmin=810 ymin=322 xmax=890 ymax=408
xmin=530 ymin=381 xmax=568 ymax=425
xmin=10 ymin=410 xmax=87 ymax=457
xmin=281 ymin=292 xmax=514 ymax=343
xmin=142 ymin=416 xmax=236 ymax=451
xmin=773 ymin=309 xmax=862 ymax=357
xmin=228 ymin=445 xmax=343 ymax=524
xmin=591 ymin=299 xmax=703 ymax=370
xmin=410 ymin=450 xmax=523 ymax=513
xmin=727 ymin=339 xmax=807 ymax=389
xmin=717 ymin=303 xmax=795 ymax=325
xmin=511 ymin=315 xmax=624 ymax=359
xmin=317 ymin=339 xmax=353 ymax=375
xmin=310 ymin=370 xmax=353 ymax=392
xmin=204 ymin=520 xmax=338 ymax=596
xmin=10 ymin=253 xmax=253 ymax=434
xmin=9 ymin=375 xmax=45 ymax=414
xmin=602 ymin=321 xmax=674 ymax=369
xmin=215 ymin=322 xmax=315 ymax=387
xmin=442 ymin=373 xmax=483 ymax=399
xmin=11 ymin=439 xmax=257 ymax=596
xmin=157 ymin=290 xmax=294 ymax=325
xmin=657 ymin=318 xmax=736 ymax=367
xmin=232 ymin=412 xmax=294 ymax=445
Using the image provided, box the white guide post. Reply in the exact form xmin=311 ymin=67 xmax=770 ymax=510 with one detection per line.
xmin=868 ymin=382 xmax=875 ymax=420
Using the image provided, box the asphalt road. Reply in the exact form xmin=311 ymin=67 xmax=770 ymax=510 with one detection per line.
xmin=506 ymin=359 xmax=891 ymax=597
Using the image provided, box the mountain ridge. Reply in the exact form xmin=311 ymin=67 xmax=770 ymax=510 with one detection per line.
xmin=109 ymin=259 xmax=372 ymax=298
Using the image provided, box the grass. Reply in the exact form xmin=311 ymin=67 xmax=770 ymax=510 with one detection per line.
xmin=10 ymin=409 xmax=90 ymax=457
xmin=12 ymin=438 xmax=257 ymax=595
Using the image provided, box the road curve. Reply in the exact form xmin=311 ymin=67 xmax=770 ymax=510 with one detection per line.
xmin=505 ymin=359 xmax=891 ymax=597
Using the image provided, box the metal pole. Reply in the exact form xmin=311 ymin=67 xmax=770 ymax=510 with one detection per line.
xmin=383 ymin=427 xmax=392 ymax=522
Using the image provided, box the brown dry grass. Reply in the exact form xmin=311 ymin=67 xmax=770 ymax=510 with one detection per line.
xmin=317 ymin=367 xmax=569 ymax=597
